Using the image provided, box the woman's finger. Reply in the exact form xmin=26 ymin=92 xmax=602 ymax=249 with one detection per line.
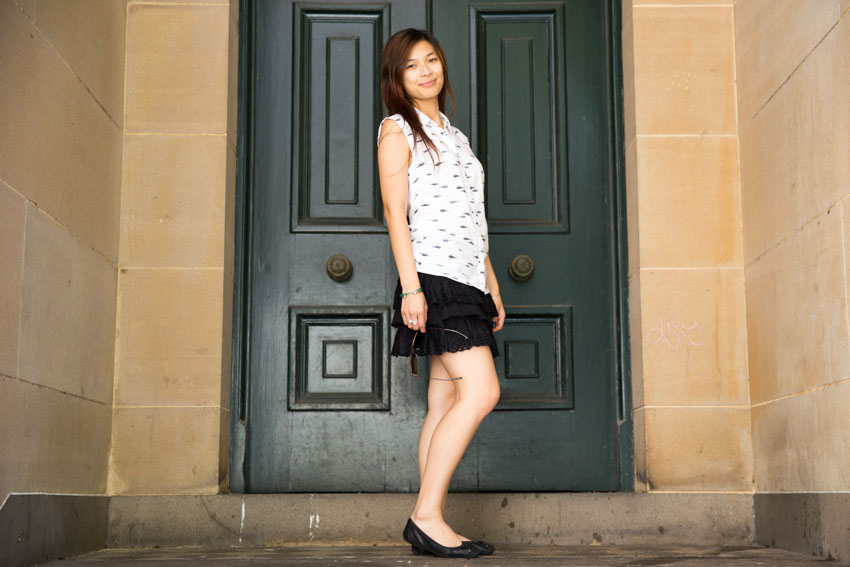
xmin=403 ymin=311 xmax=423 ymax=330
xmin=402 ymin=308 xmax=416 ymax=329
xmin=407 ymin=306 xmax=423 ymax=332
xmin=417 ymin=311 xmax=427 ymax=333
xmin=493 ymin=307 xmax=506 ymax=332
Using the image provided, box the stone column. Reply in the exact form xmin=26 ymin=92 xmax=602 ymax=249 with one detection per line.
xmin=108 ymin=0 xmax=238 ymax=495
xmin=622 ymin=0 xmax=752 ymax=492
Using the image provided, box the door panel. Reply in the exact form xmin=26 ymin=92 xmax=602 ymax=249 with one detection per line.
xmin=242 ymin=0 xmax=623 ymax=492
xmin=246 ymin=0 xmax=432 ymax=493
xmin=434 ymin=0 xmax=619 ymax=490
xmin=478 ymin=12 xmax=568 ymax=231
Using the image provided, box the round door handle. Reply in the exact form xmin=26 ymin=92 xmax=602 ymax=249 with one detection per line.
xmin=509 ymin=254 xmax=534 ymax=282
xmin=326 ymin=254 xmax=353 ymax=282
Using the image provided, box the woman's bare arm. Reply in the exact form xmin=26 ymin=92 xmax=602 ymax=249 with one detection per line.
xmin=378 ymin=119 xmax=427 ymax=332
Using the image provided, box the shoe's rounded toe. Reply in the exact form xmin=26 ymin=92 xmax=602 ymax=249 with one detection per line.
xmin=471 ymin=540 xmax=495 ymax=555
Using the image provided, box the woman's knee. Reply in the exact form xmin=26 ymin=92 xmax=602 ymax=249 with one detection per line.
xmin=427 ymin=386 xmax=456 ymax=414
xmin=438 ymin=349 xmax=501 ymax=415
xmin=481 ymin=384 xmax=501 ymax=414
xmin=462 ymin=383 xmax=500 ymax=417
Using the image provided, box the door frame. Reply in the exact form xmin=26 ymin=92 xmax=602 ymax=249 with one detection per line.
xmin=228 ymin=0 xmax=634 ymax=493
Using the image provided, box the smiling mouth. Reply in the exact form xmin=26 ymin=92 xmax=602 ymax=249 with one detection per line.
xmin=421 ymin=80 xmax=436 ymax=87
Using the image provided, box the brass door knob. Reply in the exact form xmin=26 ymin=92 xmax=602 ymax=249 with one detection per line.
xmin=509 ymin=254 xmax=534 ymax=282
xmin=326 ymin=254 xmax=353 ymax=282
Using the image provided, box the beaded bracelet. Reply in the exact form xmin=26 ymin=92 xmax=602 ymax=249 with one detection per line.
xmin=400 ymin=287 xmax=422 ymax=298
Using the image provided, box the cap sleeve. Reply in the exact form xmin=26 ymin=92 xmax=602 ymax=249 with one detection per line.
xmin=377 ymin=114 xmax=414 ymax=152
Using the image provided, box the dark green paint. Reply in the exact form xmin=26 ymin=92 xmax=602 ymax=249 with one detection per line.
xmin=229 ymin=0 xmax=633 ymax=493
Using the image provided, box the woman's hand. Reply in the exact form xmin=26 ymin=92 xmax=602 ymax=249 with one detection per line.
xmin=491 ymin=294 xmax=506 ymax=332
xmin=483 ymin=256 xmax=504 ymax=331
xmin=402 ymin=292 xmax=428 ymax=333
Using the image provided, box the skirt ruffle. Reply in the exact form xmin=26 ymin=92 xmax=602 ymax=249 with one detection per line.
xmin=391 ymin=272 xmax=500 ymax=359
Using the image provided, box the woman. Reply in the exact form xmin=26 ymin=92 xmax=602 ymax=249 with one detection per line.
xmin=376 ymin=28 xmax=505 ymax=559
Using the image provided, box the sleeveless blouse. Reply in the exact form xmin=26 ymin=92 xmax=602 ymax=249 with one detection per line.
xmin=377 ymin=107 xmax=490 ymax=293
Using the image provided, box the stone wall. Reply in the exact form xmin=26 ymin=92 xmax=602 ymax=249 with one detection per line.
xmin=0 ymin=0 xmax=124 ymax=502
xmin=736 ymin=2 xmax=850 ymax=560
xmin=736 ymin=0 xmax=850 ymax=496
xmin=622 ymin=0 xmax=752 ymax=492
xmin=4 ymin=0 xmax=845 ymax=515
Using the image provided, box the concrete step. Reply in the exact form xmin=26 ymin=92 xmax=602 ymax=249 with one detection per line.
xmin=107 ymin=493 xmax=754 ymax=548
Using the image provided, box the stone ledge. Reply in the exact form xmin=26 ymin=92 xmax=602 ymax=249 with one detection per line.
xmin=106 ymin=493 xmax=755 ymax=548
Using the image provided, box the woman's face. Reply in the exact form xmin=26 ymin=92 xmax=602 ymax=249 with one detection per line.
xmin=401 ymin=40 xmax=444 ymax=104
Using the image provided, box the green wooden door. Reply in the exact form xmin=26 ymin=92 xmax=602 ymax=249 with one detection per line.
xmin=232 ymin=0 xmax=629 ymax=492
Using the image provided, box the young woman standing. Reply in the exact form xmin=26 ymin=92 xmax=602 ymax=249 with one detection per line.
xmin=377 ymin=28 xmax=505 ymax=559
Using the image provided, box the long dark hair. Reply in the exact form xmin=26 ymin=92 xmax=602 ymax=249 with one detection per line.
xmin=380 ymin=28 xmax=457 ymax=163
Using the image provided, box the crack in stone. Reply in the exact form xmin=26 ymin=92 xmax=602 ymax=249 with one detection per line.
xmin=200 ymin=497 xmax=255 ymax=545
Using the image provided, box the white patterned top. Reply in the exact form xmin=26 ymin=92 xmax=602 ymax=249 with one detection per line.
xmin=377 ymin=107 xmax=490 ymax=293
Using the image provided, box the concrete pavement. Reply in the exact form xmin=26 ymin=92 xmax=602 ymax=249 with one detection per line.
xmin=44 ymin=544 xmax=844 ymax=566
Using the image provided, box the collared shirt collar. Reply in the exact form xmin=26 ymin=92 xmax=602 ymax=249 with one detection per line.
xmin=414 ymin=106 xmax=450 ymax=130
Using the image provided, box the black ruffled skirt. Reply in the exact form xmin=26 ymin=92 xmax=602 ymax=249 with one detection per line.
xmin=391 ymin=272 xmax=500 ymax=359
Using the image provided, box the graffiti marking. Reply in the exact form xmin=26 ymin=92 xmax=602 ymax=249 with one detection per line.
xmin=646 ymin=318 xmax=705 ymax=349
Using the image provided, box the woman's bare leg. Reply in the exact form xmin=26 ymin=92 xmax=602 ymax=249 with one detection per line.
xmin=416 ymin=356 xmax=468 ymax=538
xmin=410 ymin=346 xmax=500 ymax=547
xmin=417 ymin=355 xmax=458 ymax=480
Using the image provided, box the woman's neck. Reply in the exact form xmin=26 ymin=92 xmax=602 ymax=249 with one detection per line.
xmin=414 ymin=99 xmax=443 ymax=128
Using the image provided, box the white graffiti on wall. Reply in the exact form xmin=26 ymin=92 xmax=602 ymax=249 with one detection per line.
xmin=646 ymin=318 xmax=705 ymax=349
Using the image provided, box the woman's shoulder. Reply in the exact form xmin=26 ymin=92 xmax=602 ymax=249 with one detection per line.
xmin=379 ymin=113 xmax=411 ymax=131
xmin=377 ymin=114 xmax=413 ymax=150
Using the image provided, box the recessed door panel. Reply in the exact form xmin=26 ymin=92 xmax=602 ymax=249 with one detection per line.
xmin=495 ymin=306 xmax=573 ymax=410
xmin=291 ymin=4 xmax=389 ymax=232
xmin=473 ymin=8 xmax=569 ymax=232
xmin=289 ymin=306 xmax=389 ymax=411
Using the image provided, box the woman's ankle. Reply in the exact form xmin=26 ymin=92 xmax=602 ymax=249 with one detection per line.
xmin=410 ymin=509 xmax=443 ymax=523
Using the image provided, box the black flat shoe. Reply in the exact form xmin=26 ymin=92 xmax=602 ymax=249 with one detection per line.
xmin=402 ymin=518 xmax=482 ymax=559
xmin=412 ymin=540 xmax=493 ymax=556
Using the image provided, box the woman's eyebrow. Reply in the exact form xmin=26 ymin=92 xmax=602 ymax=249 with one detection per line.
xmin=407 ymin=51 xmax=436 ymax=62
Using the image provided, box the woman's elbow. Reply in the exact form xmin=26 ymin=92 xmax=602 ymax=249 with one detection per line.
xmin=383 ymin=204 xmax=408 ymax=221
